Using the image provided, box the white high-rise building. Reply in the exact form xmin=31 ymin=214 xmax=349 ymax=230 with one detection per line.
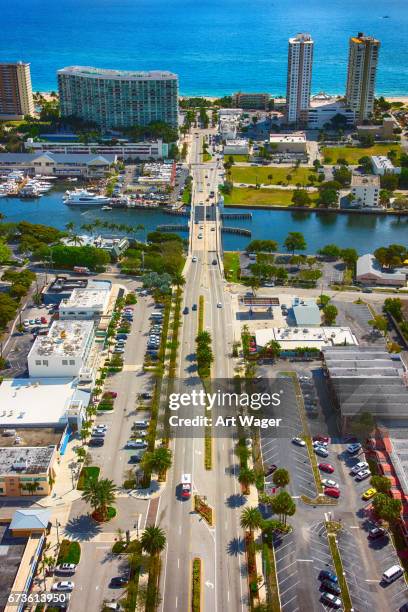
xmin=285 ymin=33 xmax=314 ymax=124
xmin=346 ymin=33 xmax=380 ymax=123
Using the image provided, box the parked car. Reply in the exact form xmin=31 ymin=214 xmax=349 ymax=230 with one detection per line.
xmin=55 ymin=564 xmax=77 ymax=575
xmin=324 ymin=486 xmax=340 ymax=499
xmin=89 ymin=438 xmax=104 ymax=447
xmin=313 ymin=440 xmax=328 ymax=449
xmin=264 ymin=464 xmax=277 ymax=476
xmin=320 ymin=592 xmax=341 ymax=609
xmin=350 ymin=461 xmax=368 ymax=475
xmin=129 ymin=454 xmax=142 ymax=464
xmin=321 ymin=479 xmax=339 ymax=489
xmin=126 ymin=439 xmax=147 ymax=449
xmin=355 ymin=469 xmax=371 ymax=481
xmin=132 ymin=420 xmax=150 ymax=429
xmin=319 ymin=570 xmax=338 ymax=583
xmin=318 ymin=463 xmax=334 ymax=474
xmin=291 ymin=437 xmax=306 ymax=447
xmin=192 ymin=304 xmax=197 ymax=311
xmin=368 ymin=526 xmax=387 ymax=540
xmin=315 ymin=446 xmax=329 ymax=458
xmin=321 ymin=579 xmax=341 ymax=596
xmin=362 ymin=488 xmax=377 ymax=500
xmin=141 ymin=392 xmax=152 ymax=400
xmin=52 ymin=582 xmax=74 ymax=592
xmin=313 ymin=435 xmax=330 ymax=444
xmin=347 ymin=442 xmax=362 ymax=454
xmin=110 ymin=576 xmax=128 ymax=588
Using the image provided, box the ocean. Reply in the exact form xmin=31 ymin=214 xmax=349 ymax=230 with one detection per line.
xmin=1 ymin=0 xmax=407 ymax=96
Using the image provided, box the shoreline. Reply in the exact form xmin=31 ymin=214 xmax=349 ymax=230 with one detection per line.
xmin=38 ymin=91 xmax=408 ymax=104
xmin=224 ymin=203 xmax=408 ymax=216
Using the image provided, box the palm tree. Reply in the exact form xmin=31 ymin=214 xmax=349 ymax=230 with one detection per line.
xmin=172 ymin=272 xmax=185 ymax=288
xmin=272 ymin=468 xmax=290 ymax=488
xmin=65 ymin=221 xmax=75 ymax=233
xmin=240 ymin=506 xmax=263 ymax=537
xmin=238 ymin=467 xmax=256 ymax=490
xmin=140 ymin=525 xmax=167 ymax=556
xmin=81 ymin=478 xmax=117 ymax=521
xmin=67 ymin=234 xmax=84 ymax=247
xmin=23 ymin=480 xmax=41 ymax=495
xmin=142 ymin=447 xmax=172 ymax=474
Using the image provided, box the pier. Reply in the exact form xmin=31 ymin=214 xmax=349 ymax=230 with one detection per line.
xmin=157 ymin=224 xmax=189 ymax=232
xmin=220 ymin=212 xmax=252 ymax=220
xmin=221 ymin=226 xmax=252 ymax=236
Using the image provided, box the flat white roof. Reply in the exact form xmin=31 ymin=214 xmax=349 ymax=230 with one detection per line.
xmin=58 ymin=66 xmax=178 ymax=81
xmin=269 ymin=133 xmax=306 ymax=143
xmin=371 ymin=155 xmax=396 ymax=170
xmin=255 ymin=326 xmax=357 ymax=350
xmin=0 ymin=378 xmax=78 ymax=427
xmin=28 ymin=320 xmax=94 ymax=360
xmin=60 ymin=284 xmax=110 ymax=310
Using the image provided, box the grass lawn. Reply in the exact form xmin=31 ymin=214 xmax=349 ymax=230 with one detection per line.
xmin=182 ymin=186 xmax=191 ymax=204
xmin=57 ymin=540 xmax=81 ymax=564
xmin=203 ymin=153 xmax=212 ymax=162
xmin=77 ymin=466 xmax=100 ymax=490
xmin=230 ymin=165 xmax=318 ymax=186
xmin=322 ymin=144 xmax=403 ymax=165
xmin=224 ymin=251 xmax=240 ymax=282
xmin=224 ymin=186 xmax=318 ymax=207
xmin=225 ymin=154 xmax=250 ymax=162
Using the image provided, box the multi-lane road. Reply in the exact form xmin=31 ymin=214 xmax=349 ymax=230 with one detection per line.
xmin=160 ymin=131 xmax=248 ymax=611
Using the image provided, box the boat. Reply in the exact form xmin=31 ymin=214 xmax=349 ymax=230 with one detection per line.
xmin=101 ymin=205 xmax=113 ymax=211
xmin=63 ymin=189 xmax=111 ymax=206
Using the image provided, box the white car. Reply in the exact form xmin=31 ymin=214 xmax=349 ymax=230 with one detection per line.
xmin=312 ymin=440 xmax=328 ymax=449
xmin=355 ymin=469 xmax=371 ymax=481
xmin=192 ymin=256 xmax=197 ymax=262
xmin=52 ymin=581 xmax=74 ymax=592
xmin=321 ymin=479 xmax=339 ymax=489
xmin=314 ymin=446 xmax=329 ymax=458
xmin=217 ymin=302 xmax=222 ymax=308
xmin=291 ymin=437 xmax=306 ymax=447
xmin=350 ymin=461 xmax=368 ymax=475
xmin=55 ymin=563 xmax=77 ymax=574
xmin=347 ymin=442 xmax=362 ymax=454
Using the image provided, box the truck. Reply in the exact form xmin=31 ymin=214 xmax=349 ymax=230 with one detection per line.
xmin=73 ymin=266 xmax=91 ymax=275
xmin=181 ymin=473 xmax=192 ymax=499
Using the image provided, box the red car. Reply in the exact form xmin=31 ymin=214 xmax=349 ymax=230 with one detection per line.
xmin=40 ymin=316 xmax=48 ymax=324
xmin=324 ymin=486 xmax=340 ymax=499
xmin=313 ymin=434 xmax=330 ymax=444
xmin=103 ymin=391 xmax=118 ymax=399
xmin=319 ymin=462 xmax=334 ymax=474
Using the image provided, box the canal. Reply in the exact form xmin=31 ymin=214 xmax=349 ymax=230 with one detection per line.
xmin=1 ymin=190 xmax=407 ymax=254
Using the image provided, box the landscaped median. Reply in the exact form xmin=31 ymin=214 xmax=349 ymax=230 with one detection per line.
xmin=262 ymin=541 xmax=281 ymax=612
xmin=57 ymin=539 xmax=81 ymax=565
xmin=194 ymin=495 xmax=214 ymax=526
xmin=192 ymin=558 xmax=202 ymax=612
xmin=326 ymin=521 xmax=353 ymax=612
xmin=197 ymin=295 xmax=212 ymax=470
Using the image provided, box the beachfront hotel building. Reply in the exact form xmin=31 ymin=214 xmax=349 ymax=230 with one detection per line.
xmin=57 ymin=66 xmax=179 ymax=129
xmin=285 ymin=33 xmax=314 ymax=124
xmin=346 ymin=33 xmax=380 ymax=122
xmin=0 ymin=62 xmax=35 ymax=121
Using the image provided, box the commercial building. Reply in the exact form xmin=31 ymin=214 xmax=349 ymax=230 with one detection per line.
xmin=371 ymin=155 xmax=401 ymax=176
xmin=307 ymin=100 xmax=355 ymax=129
xmin=357 ymin=117 xmax=396 ymax=140
xmin=291 ymin=298 xmax=321 ymax=326
xmin=322 ymin=346 xmax=408 ymax=432
xmin=223 ymin=139 xmax=250 ymax=155
xmin=0 ymin=152 xmax=117 ymax=178
xmin=285 ymin=33 xmax=314 ymax=124
xmin=0 ymin=446 xmax=57 ymax=497
xmin=219 ymin=109 xmax=241 ymax=140
xmin=231 ymin=92 xmax=270 ymax=110
xmin=42 ymin=276 xmax=93 ymax=305
xmin=59 ymin=280 xmax=111 ymax=320
xmin=25 ymin=138 xmax=169 ymax=160
xmin=269 ymin=132 xmax=307 ymax=153
xmin=27 ymin=320 xmax=94 ymax=378
xmin=345 ymin=33 xmax=381 ymax=122
xmin=58 ymin=66 xmax=179 ymax=129
xmin=350 ymin=174 xmax=380 ymax=207
xmin=0 ymin=62 xmax=34 ymax=121
xmin=255 ymin=326 xmax=356 ymax=352
xmin=356 ymin=254 xmax=407 ymax=287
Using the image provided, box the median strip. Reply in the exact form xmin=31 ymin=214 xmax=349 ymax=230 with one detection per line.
xmin=326 ymin=521 xmax=353 ymax=612
xmin=192 ymin=558 xmax=202 ymax=612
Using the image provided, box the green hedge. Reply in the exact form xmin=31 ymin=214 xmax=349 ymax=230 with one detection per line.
xmin=77 ymin=466 xmax=100 ymax=490
xmin=192 ymin=558 xmax=201 ymax=611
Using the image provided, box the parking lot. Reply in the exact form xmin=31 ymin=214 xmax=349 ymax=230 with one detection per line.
xmin=273 ymin=519 xmax=339 ymax=612
xmin=334 ymin=301 xmax=385 ymax=346
xmin=260 ymin=375 xmax=316 ymax=499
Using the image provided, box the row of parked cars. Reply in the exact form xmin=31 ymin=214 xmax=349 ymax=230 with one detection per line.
xmin=146 ymin=306 xmax=165 ymax=358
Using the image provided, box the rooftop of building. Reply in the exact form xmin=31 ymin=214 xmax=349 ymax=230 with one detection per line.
xmin=10 ymin=508 xmax=51 ymax=531
xmin=46 ymin=276 xmax=89 ymax=294
xmin=356 ymin=253 xmax=407 ymax=281
xmin=0 ymin=152 xmax=116 ymax=164
xmin=351 ymin=174 xmax=380 ymax=187
xmin=386 ymin=430 xmax=408 ymax=497
xmin=323 ymin=346 xmax=408 ymax=417
xmin=0 ymin=428 xmax=62 ymax=448
xmin=0 ymin=446 xmax=55 ymax=475
xmin=58 ymin=66 xmax=178 ymax=80
xmin=0 ymin=378 xmax=89 ymax=428
xmin=351 ymin=33 xmax=380 ymax=44
xmin=59 ymin=279 xmax=111 ymax=310
xmin=371 ymin=155 xmax=397 ymax=169
xmin=255 ymin=326 xmax=356 ymax=350
xmin=269 ymin=132 xmax=306 ymax=143
xmin=225 ymin=139 xmax=249 ymax=146
xmin=290 ymin=33 xmax=313 ymax=43
xmin=28 ymin=320 xmax=94 ymax=359
xmin=0 ymin=523 xmax=29 ymax=610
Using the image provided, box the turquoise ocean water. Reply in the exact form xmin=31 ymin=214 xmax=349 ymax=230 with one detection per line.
xmin=1 ymin=0 xmax=407 ymax=95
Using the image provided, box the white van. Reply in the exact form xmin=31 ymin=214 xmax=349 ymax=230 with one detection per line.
xmin=382 ymin=565 xmax=403 ymax=584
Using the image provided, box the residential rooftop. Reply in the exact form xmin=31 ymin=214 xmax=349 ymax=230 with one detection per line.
xmin=58 ymin=66 xmax=178 ymax=80
xmin=351 ymin=174 xmax=380 ymax=187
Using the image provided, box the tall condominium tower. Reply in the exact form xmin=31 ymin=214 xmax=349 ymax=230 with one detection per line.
xmin=0 ymin=62 xmax=35 ymax=120
xmin=346 ymin=33 xmax=380 ymax=122
xmin=58 ymin=66 xmax=179 ymax=129
xmin=285 ymin=33 xmax=314 ymax=124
